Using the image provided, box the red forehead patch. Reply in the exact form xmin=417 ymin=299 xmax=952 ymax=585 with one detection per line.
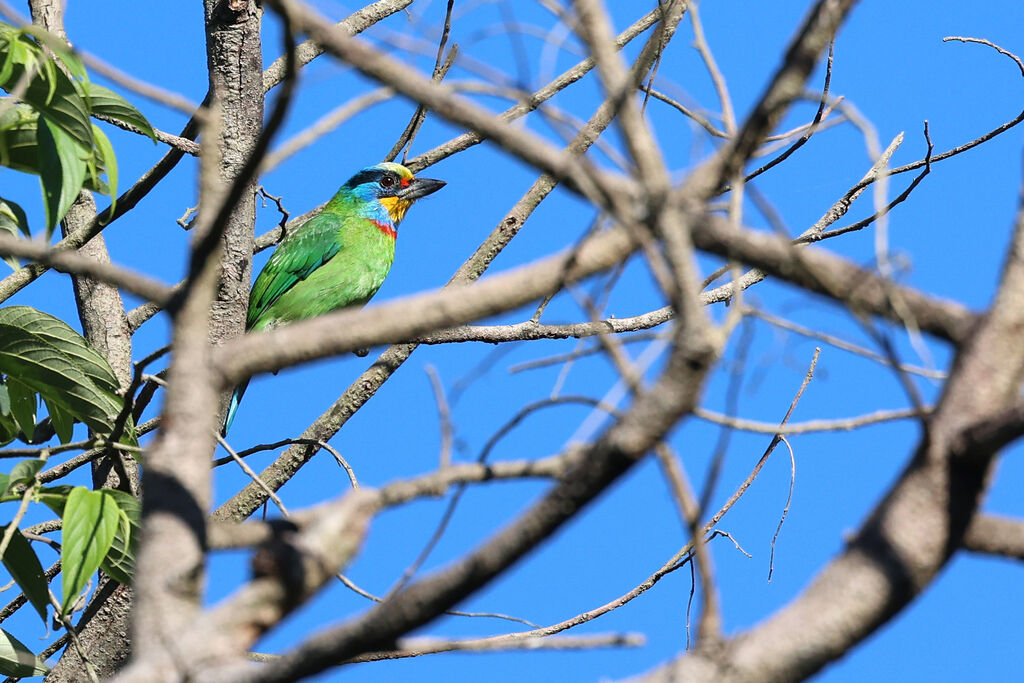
xmin=400 ymin=176 xmax=411 ymax=188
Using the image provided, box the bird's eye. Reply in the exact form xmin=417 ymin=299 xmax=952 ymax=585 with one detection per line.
xmin=379 ymin=174 xmax=396 ymax=189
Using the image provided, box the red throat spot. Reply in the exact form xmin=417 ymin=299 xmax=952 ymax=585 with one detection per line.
xmin=369 ymin=218 xmax=397 ymax=239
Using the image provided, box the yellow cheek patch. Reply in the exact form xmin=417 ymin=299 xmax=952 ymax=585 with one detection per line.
xmin=379 ymin=196 xmax=412 ymax=224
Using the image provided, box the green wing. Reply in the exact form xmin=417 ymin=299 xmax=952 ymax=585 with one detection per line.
xmin=248 ymin=212 xmax=343 ymax=330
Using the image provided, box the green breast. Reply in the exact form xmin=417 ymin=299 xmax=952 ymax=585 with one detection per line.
xmin=248 ymin=211 xmax=396 ymax=332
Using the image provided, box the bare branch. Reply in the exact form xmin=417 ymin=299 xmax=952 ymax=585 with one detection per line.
xmin=343 ymin=632 xmax=644 ymax=663
xmin=262 ymin=0 xmax=415 ymax=92
xmin=693 ymin=405 xmax=925 ymax=435
xmin=963 ymin=514 xmax=1024 ymax=561
xmin=0 ymin=234 xmax=173 ymax=306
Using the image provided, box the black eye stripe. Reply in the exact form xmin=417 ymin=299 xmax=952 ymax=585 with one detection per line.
xmin=345 ymin=169 xmax=382 ymax=187
xmin=344 ymin=168 xmax=408 ymax=191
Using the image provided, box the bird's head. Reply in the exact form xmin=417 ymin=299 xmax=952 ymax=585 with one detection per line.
xmin=342 ymin=162 xmax=445 ymax=225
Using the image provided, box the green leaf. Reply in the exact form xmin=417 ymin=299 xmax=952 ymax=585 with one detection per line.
xmin=118 ymin=416 xmax=138 ymax=449
xmin=0 ymin=106 xmax=108 ymax=194
xmin=15 ymin=50 xmax=92 ymax=150
xmin=37 ymin=116 xmax=86 ymax=235
xmin=5 ymin=377 xmax=35 ymax=441
xmin=90 ymin=123 xmax=116 ymax=215
xmin=100 ymin=489 xmax=140 ymax=585
xmin=7 ymin=58 xmax=93 ymax=153
xmin=83 ymin=82 xmax=157 ymax=142
xmin=35 ymin=485 xmax=71 ymax=515
xmin=0 ymin=195 xmax=28 ymax=234
xmin=0 ymin=627 xmax=48 ymax=677
xmin=0 ymin=385 xmax=17 ymax=447
xmin=0 ymin=39 xmax=18 ymax=87
xmin=60 ymin=487 xmax=118 ymax=615
xmin=0 ymin=107 xmax=43 ymax=173
xmin=37 ymin=57 xmax=57 ymax=106
xmin=18 ymin=25 xmax=86 ymax=80
xmin=3 ymin=458 xmax=43 ymax=496
xmin=0 ymin=382 xmax=15 ymax=445
xmin=2 ymin=308 xmax=119 ymax=395
xmin=39 ymin=486 xmax=140 ymax=587
xmin=0 ymin=211 xmax=22 ymax=270
xmin=0 ymin=525 xmax=48 ymax=624
xmin=43 ymin=396 xmax=73 ymax=444
xmin=0 ymin=195 xmax=29 ymax=269
xmin=0 ymin=306 xmax=123 ymax=437
xmin=0 ymin=416 xmax=16 ymax=447
xmin=0 ymin=26 xmax=35 ymax=89
xmin=0 ymin=102 xmax=28 ymax=134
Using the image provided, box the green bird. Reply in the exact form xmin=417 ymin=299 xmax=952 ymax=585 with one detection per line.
xmin=222 ymin=161 xmax=445 ymax=434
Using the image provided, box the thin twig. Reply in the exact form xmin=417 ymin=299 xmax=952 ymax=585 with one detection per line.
xmin=744 ymin=39 xmax=834 ymax=182
xmin=216 ymin=434 xmax=289 ymax=517
xmin=386 ymin=0 xmax=457 ymax=162
xmin=688 ymin=0 xmax=735 ymax=133
xmin=693 ymin=405 xmax=925 ymax=435
xmin=814 ymin=121 xmax=935 ymax=242
xmin=767 ymin=435 xmax=796 ymax=582
xmin=334 ymin=572 xmax=540 ymax=628
xmin=942 ymin=36 xmax=1024 ymax=77
xmin=745 ymin=306 xmax=945 ymax=379
xmin=425 ymin=365 xmax=454 ymax=470
xmin=344 ymin=632 xmax=643 ymax=662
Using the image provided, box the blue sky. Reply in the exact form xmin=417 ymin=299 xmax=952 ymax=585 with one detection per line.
xmin=2 ymin=1 xmax=1023 ymax=681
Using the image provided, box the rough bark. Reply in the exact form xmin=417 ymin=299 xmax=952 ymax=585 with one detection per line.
xmin=204 ymin=0 xmax=263 ymax=355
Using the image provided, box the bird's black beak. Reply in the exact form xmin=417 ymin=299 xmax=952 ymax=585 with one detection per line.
xmin=398 ymin=177 xmax=446 ymax=201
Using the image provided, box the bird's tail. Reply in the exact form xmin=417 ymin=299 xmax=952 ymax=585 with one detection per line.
xmin=221 ymin=379 xmax=251 ymax=436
